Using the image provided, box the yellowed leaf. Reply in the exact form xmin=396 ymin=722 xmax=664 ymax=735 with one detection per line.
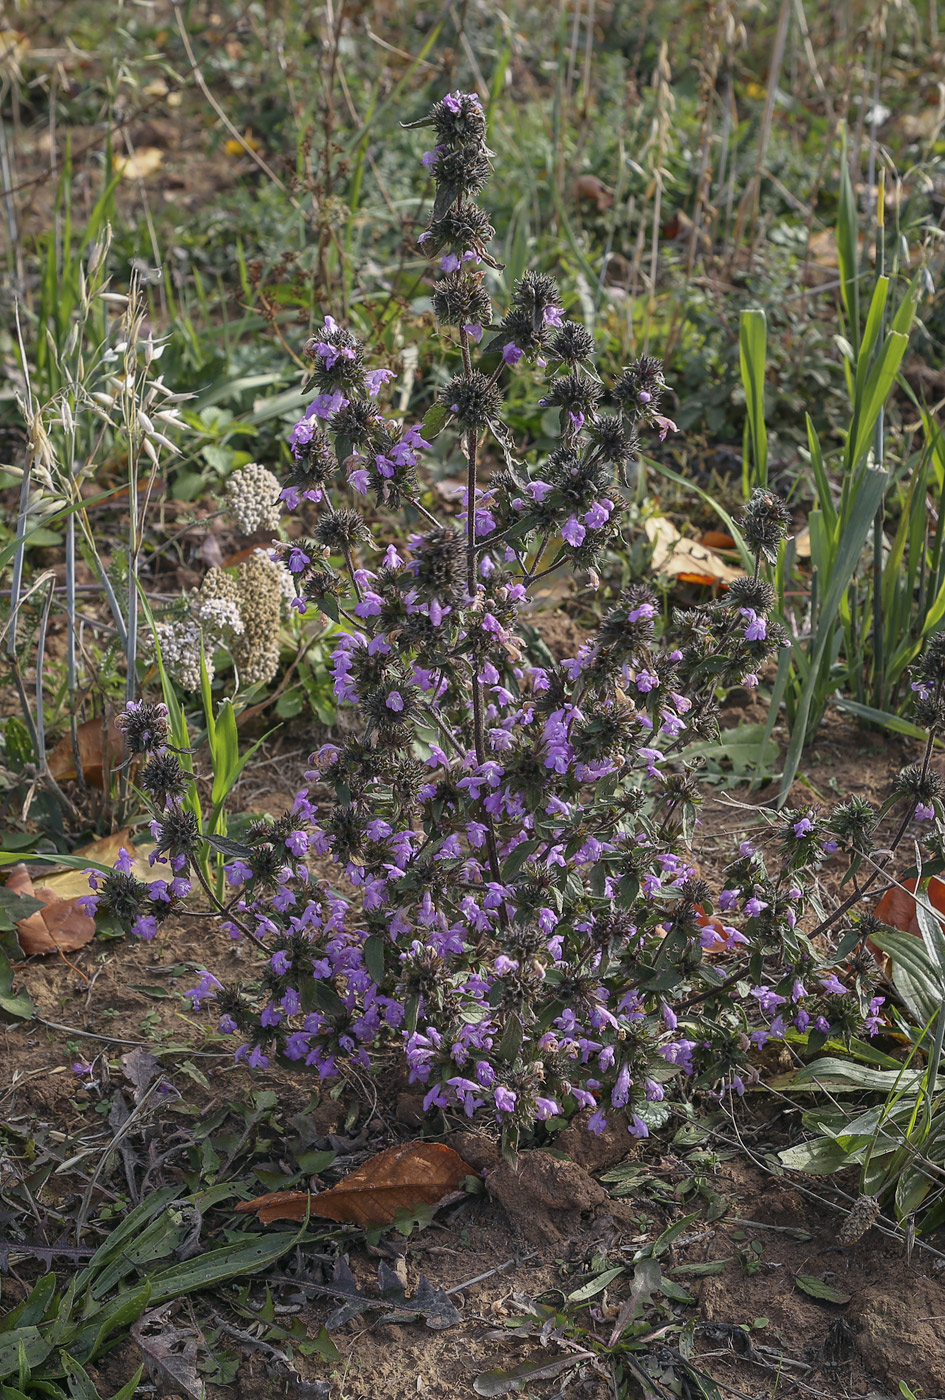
xmin=114 ymin=147 xmax=164 ymax=180
xmin=0 ymin=29 xmax=29 ymax=68
xmin=41 ymin=832 xmax=163 ymax=899
xmin=793 ymin=528 xmax=811 ymax=559
xmin=645 ymin=516 xmax=744 ymax=586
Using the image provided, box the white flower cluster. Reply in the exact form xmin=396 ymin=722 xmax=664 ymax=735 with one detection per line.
xmin=152 ymin=618 xmax=205 ymax=692
xmin=230 ymin=551 xmax=285 ymax=687
xmin=147 ymin=554 xmax=291 ymax=692
xmin=223 ymin=462 xmax=282 ymax=534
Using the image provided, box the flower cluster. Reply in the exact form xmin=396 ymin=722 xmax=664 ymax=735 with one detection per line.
xmin=114 ymin=93 xmax=940 ymax=1155
xmin=223 ymin=462 xmax=282 ymax=534
xmin=79 ymin=704 xmax=193 ymax=937
xmin=149 ymin=550 xmax=293 ymax=690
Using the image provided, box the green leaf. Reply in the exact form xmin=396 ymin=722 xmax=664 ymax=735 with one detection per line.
xmin=739 ymin=309 xmax=768 ymax=491
xmin=420 ymin=402 xmax=448 ymax=439
xmin=671 ymin=1260 xmax=730 ymax=1278
xmin=650 ymin=1212 xmax=699 ymax=1257
xmin=794 ymin=1274 xmax=850 ymax=1305
xmin=62 ymin=1353 xmax=107 ymax=1400
xmin=0 ymin=947 xmax=33 ymax=1022
xmin=363 ymin=934 xmax=386 ymax=987
xmin=659 ymin=1277 xmax=695 ymax=1304
xmin=871 ymin=931 xmax=945 ymax=1028
xmin=0 ymin=1329 xmax=52 ymax=1380
xmin=127 ymin=1226 xmax=303 ymax=1306
xmin=0 ymin=1274 xmax=57 ymax=1333
xmin=496 ymin=1012 xmax=523 ymax=1063
xmin=778 ymin=1137 xmax=851 ymax=1174
xmin=567 ymin=1266 xmax=624 ymax=1302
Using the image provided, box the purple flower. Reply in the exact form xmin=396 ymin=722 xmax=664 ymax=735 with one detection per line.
xmin=186 ymin=971 xmax=224 ymax=1008
xmin=364 ymin=368 xmax=395 ymax=397
xmin=386 ymin=691 xmax=404 ymax=712
xmin=740 ymin=608 xmax=767 ymax=642
xmin=285 ymin=830 xmax=309 ymax=857
xmin=534 ymin=1096 xmax=560 ymax=1121
xmin=793 ymin=817 xmax=813 ymax=838
xmin=463 ymin=323 xmax=484 ymax=343
xmin=819 ymin=973 xmax=847 ymax=996
xmin=915 ymin=802 xmax=935 ymax=821
xmin=502 ymin=343 xmax=523 ymax=365
xmin=561 ymin=516 xmax=586 ymax=547
xmin=494 ymin=1086 xmax=516 ymax=1113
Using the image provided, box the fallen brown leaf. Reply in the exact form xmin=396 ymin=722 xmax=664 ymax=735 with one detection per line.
xmin=235 ymin=1142 xmax=475 ymax=1227
xmin=574 ymin=173 xmax=613 ymax=211
xmin=698 ymin=529 xmax=736 ymax=551
xmin=6 ymin=864 xmax=96 ymax=956
xmin=47 ymin=716 xmax=119 ymax=788
xmin=870 ymin=877 xmax=945 ymax=970
xmin=646 ymin=517 xmax=745 ymax=587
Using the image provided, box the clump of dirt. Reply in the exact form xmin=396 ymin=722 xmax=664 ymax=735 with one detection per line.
xmin=847 ymin=1278 xmax=945 ymax=1394
xmin=485 ymin=1150 xmax=607 ymax=1243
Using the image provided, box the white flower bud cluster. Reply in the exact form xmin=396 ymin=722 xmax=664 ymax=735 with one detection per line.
xmin=230 ymin=551 xmax=285 ymax=687
xmin=223 ymin=463 xmax=282 ymax=534
xmin=151 ymin=618 xmax=205 ymax=692
xmin=146 ymin=554 xmax=291 ymax=692
xmin=195 ymin=568 xmax=245 ymax=641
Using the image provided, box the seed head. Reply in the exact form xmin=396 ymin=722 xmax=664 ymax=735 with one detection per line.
xmin=738 ymin=489 xmax=790 ymax=566
xmin=432 ymin=272 xmax=492 ymax=329
xmin=440 ymin=371 xmax=502 ymax=429
xmin=549 ymin=320 xmax=596 ymax=365
xmin=116 ymin=700 xmax=168 ymax=756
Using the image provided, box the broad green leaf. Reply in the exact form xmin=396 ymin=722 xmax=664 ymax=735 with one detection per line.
xmin=0 ymin=1274 xmax=57 ymax=1333
xmin=778 ymin=1137 xmax=851 ymax=1174
xmin=832 ymin=698 xmax=926 ymax=741
xmin=0 ymin=1328 xmax=52 ymax=1379
xmin=872 ymin=930 xmax=945 ymax=1027
xmin=794 ymin=1275 xmax=850 ymax=1304
xmin=848 ymin=330 xmax=909 ymax=473
xmin=567 ymin=1266 xmax=624 ymax=1302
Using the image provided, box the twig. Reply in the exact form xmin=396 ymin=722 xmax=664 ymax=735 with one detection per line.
xmin=32 ymin=1014 xmax=230 ymax=1057
xmin=444 ymin=1249 xmax=541 ymax=1295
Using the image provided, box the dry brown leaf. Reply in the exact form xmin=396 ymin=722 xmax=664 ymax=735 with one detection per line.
xmin=646 ymin=517 xmax=745 ymax=587
xmin=47 ymin=716 xmax=119 ymax=788
xmin=235 ymin=1142 xmax=475 ymax=1227
xmin=6 ymin=864 xmax=96 ymax=956
xmin=574 ymin=173 xmax=613 ymax=211
xmin=114 ymin=147 xmax=164 ymax=179
xmin=698 ymin=529 xmax=736 ymax=551
xmin=871 ymin=876 xmax=945 ymax=970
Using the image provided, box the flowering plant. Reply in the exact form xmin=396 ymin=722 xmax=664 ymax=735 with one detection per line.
xmin=99 ymin=92 xmax=945 ymax=1155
